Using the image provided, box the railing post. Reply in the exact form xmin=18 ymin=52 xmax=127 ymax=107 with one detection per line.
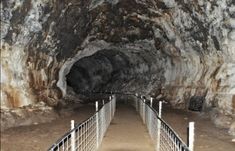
xmin=96 ymin=101 xmax=99 ymax=148
xmin=135 ymin=93 xmax=138 ymax=110
xmin=149 ymin=97 xmax=153 ymax=138
xmin=135 ymin=93 xmax=138 ymax=97
xmin=156 ymin=101 xmax=162 ymax=151
xmin=71 ymin=120 xmax=75 ymax=151
xmin=140 ymin=96 xmax=142 ymax=118
xmin=143 ymin=99 xmax=146 ymax=124
xmin=111 ymin=95 xmax=116 ymax=116
xmin=109 ymin=97 xmax=112 ymax=122
xmin=96 ymin=101 xmax=99 ymax=112
xmin=112 ymin=95 xmax=114 ymax=116
xmin=114 ymin=95 xmax=116 ymax=114
xmin=150 ymin=97 xmax=153 ymax=108
xmin=113 ymin=95 xmax=116 ymax=114
xmin=159 ymin=101 xmax=162 ymax=117
xmin=188 ymin=122 xmax=195 ymax=151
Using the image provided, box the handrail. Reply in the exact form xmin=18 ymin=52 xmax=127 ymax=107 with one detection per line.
xmin=48 ymin=113 xmax=96 ymax=150
xmin=144 ymin=100 xmax=189 ymax=150
xmin=78 ymin=91 xmax=192 ymax=151
xmin=48 ymin=91 xmax=193 ymax=151
xmin=48 ymin=93 xmax=116 ymax=151
xmin=141 ymin=99 xmax=188 ymax=148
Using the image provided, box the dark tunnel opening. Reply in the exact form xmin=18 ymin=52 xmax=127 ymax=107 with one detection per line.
xmin=66 ymin=49 xmax=127 ymax=102
xmin=67 ymin=49 xmax=129 ymax=93
xmin=66 ymin=48 xmax=163 ymax=101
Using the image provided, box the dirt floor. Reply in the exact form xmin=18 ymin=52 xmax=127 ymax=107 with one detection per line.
xmin=98 ymin=104 xmax=154 ymax=151
xmin=161 ymin=105 xmax=235 ymax=151
xmin=1 ymin=102 xmax=235 ymax=151
xmin=1 ymin=104 xmax=95 ymax=151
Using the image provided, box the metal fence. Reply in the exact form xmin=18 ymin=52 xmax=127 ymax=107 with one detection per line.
xmin=48 ymin=91 xmax=194 ymax=151
xmin=48 ymin=95 xmax=116 ymax=151
xmin=133 ymin=94 xmax=194 ymax=151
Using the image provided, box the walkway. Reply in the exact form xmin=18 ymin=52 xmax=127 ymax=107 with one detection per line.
xmin=98 ymin=103 xmax=155 ymax=151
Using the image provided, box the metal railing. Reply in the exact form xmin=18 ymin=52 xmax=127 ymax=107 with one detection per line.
xmin=133 ymin=94 xmax=194 ymax=151
xmin=48 ymin=91 xmax=194 ymax=151
xmin=48 ymin=95 xmax=116 ymax=151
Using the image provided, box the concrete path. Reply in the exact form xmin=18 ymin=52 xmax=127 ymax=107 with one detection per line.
xmin=98 ymin=104 xmax=155 ymax=151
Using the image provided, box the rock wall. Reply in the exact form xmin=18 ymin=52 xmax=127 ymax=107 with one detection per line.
xmin=158 ymin=0 xmax=235 ymax=115
xmin=1 ymin=0 xmax=235 ymax=129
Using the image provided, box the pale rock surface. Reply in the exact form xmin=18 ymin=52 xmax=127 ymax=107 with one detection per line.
xmin=0 ymin=0 xmax=235 ymax=134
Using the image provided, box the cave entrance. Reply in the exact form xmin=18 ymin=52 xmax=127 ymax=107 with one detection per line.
xmin=66 ymin=49 xmax=132 ymax=102
xmin=66 ymin=49 xmax=129 ymax=93
xmin=66 ymin=48 xmax=158 ymax=99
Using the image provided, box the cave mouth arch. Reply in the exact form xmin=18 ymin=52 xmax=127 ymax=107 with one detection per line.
xmin=65 ymin=47 xmax=162 ymax=99
xmin=66 ymin=49 xmax=129 ymax=93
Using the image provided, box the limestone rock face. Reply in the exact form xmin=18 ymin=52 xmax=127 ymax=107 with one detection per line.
xmin=1 ymin=0 xmax=235 ymax=131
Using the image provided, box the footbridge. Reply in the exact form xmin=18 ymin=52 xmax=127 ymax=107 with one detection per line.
xmin=48 ymin=92 xmax=195 ymax=151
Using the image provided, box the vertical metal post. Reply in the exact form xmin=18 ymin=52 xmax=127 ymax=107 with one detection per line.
xmin=96 ymin=101 xmax=99 ymax=148
xmin=114 ymin=95 xmax=116 ymax=114
xmin=159 ymin=101 xmax=162 ymax=118
xmin=135 ymin=93 xmax=138 ymax=110
xmin=102 ymin=100 xmax=105 ymax=105
xmin=156 ymin=101 xmax=162 ymax=151
xmin=96 ymin=101 xmax=99 ymax=111
xmin=109 ymin=96 xmax=112 ymax=117
xmin=71 ymin=120 xmax=75 ymax=151
xmin=113 ymin=95 xmax=116 ymax=110
xmin=143 ymin=99 xmax=146 ymax=124
xmin=149 ymin=97 xmax=153 ymax=138
xmin=140 ymin=95 xmax=142 ymax=115
xmin=110 ymin=97 xmax=112 ymax=122
xmin=111 ymin=96 xmax=113 ymax=117
xmin=112 ymin=95 xmax=114 ymax=116
xmin=188 ymin=122 xmax=195 ymax=151
xmin=147 ymin=103 xmax=150 ymax=132
xmin=150 ymin=97 xmax=153 ymax=108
